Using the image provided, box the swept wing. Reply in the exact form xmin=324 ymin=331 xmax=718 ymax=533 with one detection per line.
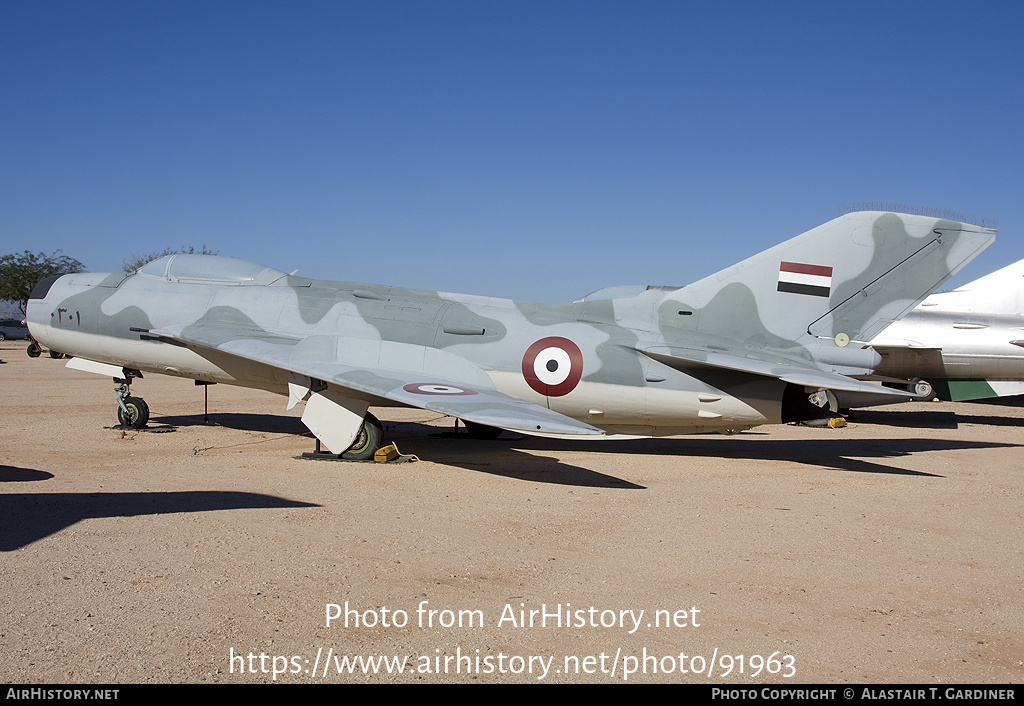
xmin=149 ymin=322 xmax=604 ymax=437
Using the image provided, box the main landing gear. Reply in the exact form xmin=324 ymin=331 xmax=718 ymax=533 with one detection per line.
xmin=303 ymin=412 xmax=384 ymax=461
xmin=912 ymin=379 xmax=935 ymax=399
xmin=114 ymin=371 xmax=149 ymax=429
xmin=342 ymin=413 xmax=384 ymax=460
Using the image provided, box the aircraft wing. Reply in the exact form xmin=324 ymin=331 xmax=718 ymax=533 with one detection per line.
xmin=149 ymin=323 xmax=604 ymax=437
xmin=639 ymin=344 xmax=914 ymax=397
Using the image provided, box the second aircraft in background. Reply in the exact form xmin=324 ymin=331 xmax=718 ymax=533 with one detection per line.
xmin=869 ymin=258 xmax=1024 ymax=402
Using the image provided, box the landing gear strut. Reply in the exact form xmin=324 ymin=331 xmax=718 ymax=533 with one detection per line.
xmin=114 ymin=372 xmax=149 ymax=429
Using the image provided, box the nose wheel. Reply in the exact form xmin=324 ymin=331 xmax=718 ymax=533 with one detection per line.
xmin=117 ymin=396 xmax=150 ymax=429
xmin=114 ymin=374 xmax=149 ymax=429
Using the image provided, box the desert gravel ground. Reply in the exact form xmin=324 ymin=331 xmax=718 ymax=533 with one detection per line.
xmin=1 ymin=340 xmax=1022 ymax=684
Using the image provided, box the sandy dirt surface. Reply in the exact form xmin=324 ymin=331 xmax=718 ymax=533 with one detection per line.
xmin=1 ymin=340 xmax=1022 ymax=684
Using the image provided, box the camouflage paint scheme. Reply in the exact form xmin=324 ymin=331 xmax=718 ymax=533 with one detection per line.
xmin=868 ymin=257 xmax=1024 ymax=401
xmin=26 ymin=211 xmax=994 ymax=455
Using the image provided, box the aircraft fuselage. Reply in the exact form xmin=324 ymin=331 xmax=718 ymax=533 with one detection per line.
xmin=27 ymin=267 xmax=784 ymax=436
xmin=25 ymin=211 xmax=997 ymax=450
xmin=874 ymin=309 xmax=1024 ymax=380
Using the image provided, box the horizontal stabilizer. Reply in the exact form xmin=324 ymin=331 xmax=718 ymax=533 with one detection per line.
xmin=640 ymin=344 xmax=913 ymax=397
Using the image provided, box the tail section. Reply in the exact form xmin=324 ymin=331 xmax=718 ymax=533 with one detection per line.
xmin=660 ymin=211 xmax=995 ymax=348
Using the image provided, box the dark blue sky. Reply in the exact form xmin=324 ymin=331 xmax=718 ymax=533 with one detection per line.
xmin=3 ymin=1 xmax=1021 ymax=301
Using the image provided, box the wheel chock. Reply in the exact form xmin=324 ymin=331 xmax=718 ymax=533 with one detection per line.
xmin=374 ymin=443 xmax=400 ymax=463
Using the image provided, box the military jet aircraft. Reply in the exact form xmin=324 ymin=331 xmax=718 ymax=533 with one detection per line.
xmin=26 ymin=210 xmax=994 ymax=459
xmin=867 ymin=257 xmax=1024 ymax=401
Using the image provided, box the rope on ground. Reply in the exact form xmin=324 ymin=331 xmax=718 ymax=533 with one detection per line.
xmin=192 ymin=434 xmax=297 ymax=456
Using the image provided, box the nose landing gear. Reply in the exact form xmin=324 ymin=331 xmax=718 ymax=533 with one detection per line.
xmin=114 ymin=371 xmax=149 ymax=429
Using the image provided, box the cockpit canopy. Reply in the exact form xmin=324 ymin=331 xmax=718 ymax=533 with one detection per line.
xmin=136 ymin=254 xmax=288 ymax=285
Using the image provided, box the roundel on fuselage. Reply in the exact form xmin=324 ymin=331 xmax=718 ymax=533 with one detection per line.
xmin=522 ymin=337 xmax=583 ymax=397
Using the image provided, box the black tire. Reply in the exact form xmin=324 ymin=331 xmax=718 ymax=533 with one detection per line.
xmin=341 ymin=413 xmax=384 ymax=460
xmin=27 ymin=342 xmax=41 ymax=358
xmin=48 ymin=349 xmax=64 ymax=359
xmin=463 ymin=420 xmax=503 ymax=439
xmin=117 ymin=396 xmax=150 ymax=429
xmin=0 ymin=332 xmax=6 ymax=341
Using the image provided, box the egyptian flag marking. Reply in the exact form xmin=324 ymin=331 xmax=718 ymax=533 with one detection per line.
xmin=777 ymin=261 xmax=833 ymax=298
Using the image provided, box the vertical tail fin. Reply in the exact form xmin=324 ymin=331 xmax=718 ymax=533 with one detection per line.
xmin=659 ymin=211 xmax=995 ymax=348
xmin=923 ymin=257 xmax=1024 ymax=315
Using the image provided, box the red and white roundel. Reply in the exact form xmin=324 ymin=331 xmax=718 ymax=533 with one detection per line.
xmin=522 ymin=337 xmax=584 ymax=397
xmin=402 ymin=383 xmax=478 ymax=396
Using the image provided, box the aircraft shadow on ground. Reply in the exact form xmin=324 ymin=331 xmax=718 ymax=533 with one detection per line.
xmin=0 ymin=487 xmax=319 ymax=552
xmin=632 ymin=436 xmax=1020 ymax=477
xmin=152 ymin=413 xmax=308 ymax=434
xmin=844 ymin=409 xmax=959 ymax=429
xmin=425 ymin=447 xmax=646 ymax=489
xmin=525 ymin=436 xmax=1019 ymax=478
xmin=966 ymin=396 xmax=1024 ymax=408
xmin=850 ymin=405 xmax=1024 ymax=428
xmin=380 ymin=422 xmax=645 ymax=489
xmin=0 ymin=465 xmax=54 ymax=482
xmin=153 ymin=415 xmax=647 ymax=489
xmin=382 ymin=422 xmax=1021 ymax=481
xmin=143 ymin=413 xmax=1022 ymax=488
xmin=161 ymin=412 xmax=951 ymax=487
xmin=940 ymin=412 xmax=1024 ymax=427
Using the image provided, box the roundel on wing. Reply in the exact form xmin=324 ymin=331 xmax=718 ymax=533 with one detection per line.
xmin=522 ymin=336 xmax=584 ymax=397
xmin=402 ymin=383 xmax=478 ymax=396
